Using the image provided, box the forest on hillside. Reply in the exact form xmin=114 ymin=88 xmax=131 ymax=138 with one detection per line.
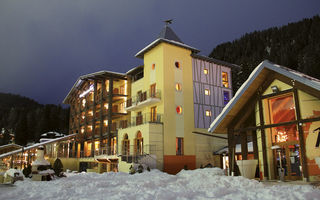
xmin=210 ymin=15 xmax=320 ymax=93
xmin=0 ymin=93 xmax=69 ymax=146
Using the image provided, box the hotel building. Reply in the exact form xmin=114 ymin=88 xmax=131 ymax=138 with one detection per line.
xmin=63 ymin=24 xmax=238 ymax=174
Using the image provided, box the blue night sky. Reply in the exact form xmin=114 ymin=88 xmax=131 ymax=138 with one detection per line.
xmin=0 ymin=0 xmax=319 ymax=105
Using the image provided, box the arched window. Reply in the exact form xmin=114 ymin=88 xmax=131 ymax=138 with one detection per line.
xmin=135 ymin=131 xmax=143 ymax=155
xmin=122 ymin=134 xmax=130 ymax=155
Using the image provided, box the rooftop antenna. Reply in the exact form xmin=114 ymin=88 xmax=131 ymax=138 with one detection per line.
xmin=164 ymin=19 xmax=173 ymax=26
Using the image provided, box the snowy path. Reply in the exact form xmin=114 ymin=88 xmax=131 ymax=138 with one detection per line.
xmin=0 ymin=168 xmax=319 ymax=200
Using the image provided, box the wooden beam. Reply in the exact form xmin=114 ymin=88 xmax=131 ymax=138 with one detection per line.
xmin=293 ymin=85 xmax=309 ymax=181
xmin=258 ymin=92 xmax=269 ymax=179
xmin=261 ymin=88 xmax=293 ymax=99
xmin=91 ymin=80 xmax=97 ymax=157
xmin=240 ymin=131 xmax=248 ymax=160
xmin=234 ymin=116 xmax=320 ymax=133
xmin=192 ymin=131 xmax=228 ymax=140
xmin=252 ymin=130 xmax=259 ymax=160
xmin=227 ymin=128 xmax=235 ymax=176
xmin=100 ymin=79 xmax=105 ymax=150
xmin=107 ymin=78 xmax=113 ymax=155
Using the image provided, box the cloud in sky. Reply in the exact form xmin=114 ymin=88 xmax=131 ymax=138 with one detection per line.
xmin=0 ymin=0 xmax=319 ymax=104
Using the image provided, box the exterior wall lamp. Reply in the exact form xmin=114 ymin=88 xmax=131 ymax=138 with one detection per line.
xmin=271 ymin=85 xmax=279 ymax=93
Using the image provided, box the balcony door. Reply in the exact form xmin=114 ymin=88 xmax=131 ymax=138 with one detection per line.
xmin=150 ymin=83 xmax=156 ymax=97
xmin=150 ymin=106 xmax=157 ymax=122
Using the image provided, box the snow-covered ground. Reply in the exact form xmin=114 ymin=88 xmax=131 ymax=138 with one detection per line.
xmin=1 ymin=168 xmax=319 ymax=200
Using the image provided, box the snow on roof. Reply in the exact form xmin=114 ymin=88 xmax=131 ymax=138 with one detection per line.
xmin=40 ymin=132 xmax=65 ymax=137
xmin=0 ymin=134 xmax=76 ymax=159
xmin=63 ymin=70 xmax=127 ymax=104
xmin=208 ymin=60 xmax=320 ymax=133
xmin=135 ymin=38 xmax=200 ymax=58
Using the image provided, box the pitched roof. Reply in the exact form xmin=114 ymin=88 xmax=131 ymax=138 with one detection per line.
xmin=135 ymin=25 xmax=199 ymax=59
xmin=208 ymin=60 xmax=320 ymax=133
xmin=158 ymin=25 xmax=183 ymax=43
xmin=191 ymin=53 xmax=241 ymax=70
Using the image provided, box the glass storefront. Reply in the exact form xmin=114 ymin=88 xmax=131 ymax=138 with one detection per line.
xmin=268 ymin=94 xmax=302 ymax=180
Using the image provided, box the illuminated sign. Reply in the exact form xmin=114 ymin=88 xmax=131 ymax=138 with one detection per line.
xmin=79 ymin=85 xmax=94 ymax=98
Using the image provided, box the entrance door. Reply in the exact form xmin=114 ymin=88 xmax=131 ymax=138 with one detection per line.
xmin=273 ymin=143 xmax=302 ymax=180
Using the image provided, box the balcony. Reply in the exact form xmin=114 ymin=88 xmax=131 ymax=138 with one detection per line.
xmin=125 ymin=90 xmax=161 ymax=111
xmin=118 ymin=113 xmax=163 ymax=129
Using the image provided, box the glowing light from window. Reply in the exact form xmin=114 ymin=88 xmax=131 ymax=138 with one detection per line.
xmin=88 ymin=111 xmax=93 ymax=116
xmin=82 ymin=99 xmax=86 ymax=107
xmin=205 ymin=89 xmax=210 ymax=96
xmin=176 ymin=106 xmax=182 ymax=114
xmin=175 ymin=83 xmax=182 ymax=91
xmin=104 ymin=120 xmax=108 ymax=126
xmin=204 ymin=69 xmax=208 ymax=75
xmin=205 ymin=110 xmax=212 ymax=117
xmin=79 ymin=85 xmax=94 ymax=98
xmin=81 ymin=128 xmax=84 ymax=133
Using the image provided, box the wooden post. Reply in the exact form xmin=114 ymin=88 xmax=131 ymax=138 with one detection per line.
xmin=107 ymin=78 xmax=114 ymax=155
xmin=293 ymin=85 xmax=309 ymax=181
xmin=252 ymin=131 xmax=259 ymax=160
xmin=91 ymin=80 xmax=97 ymax=157
xmin=258 ymin=93 xmax=269 ymax=179
xmin=100 ymin=79 xmax=105 ymax=152
xmin=227 ymin=128 xmax=235 ymax=175
xmin=240 ymin=131 xmax=248 ymax=160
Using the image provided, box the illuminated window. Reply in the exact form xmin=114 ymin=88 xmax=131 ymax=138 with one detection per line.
xmin=223 ymin=91 xmax=230 ymax=105
xmin=176 ymin=137 xmax=184 ymax=155
xmin=94 ymin=141 xmax=100 ymax=151
xmin=88 ymin=125 xmax=92 ymax=130
xmin=269 ymin=95 xmax=298 ymax=143
xmin=175 ymin=61 xmax=181 ymax=69
xmin=82 ymin=99 xmax=86 ymax=107
xmin=88 ymin=111 xmax=93 ymax=116
xmin=104 ymin=120 xmax=108 ymax=126
xmin=104 ymin=103 xmax=109 ymax=110
xmin=176 ymin=106 xmax=182 ymax=114
xmin=205 ymin=110 xmax=212 ymax=117
xmin=204 ymin=68 xmax=208 ymax=75
xmin=81 ymin=128 xmax=84 ymax=134
xmin=205 ymin=89 xmax=210 ymax=96
xmin=120 ymin=85 xmax=125 ymax=95
xmin=152 ymin=63 xmax=155 ymax=70
xmin=119 ymin=102 xmax=125 ymax=112
xmin=222 ymin=72 xmax=229 ymax=88
xmin=175 ymin=83 xmax=182 ymax=91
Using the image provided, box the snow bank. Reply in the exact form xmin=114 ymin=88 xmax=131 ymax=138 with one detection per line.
xmin=0 ymin=168 xmax=319 ymax=200
xmin=4 ymin=169 xmax=23 ymax=178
